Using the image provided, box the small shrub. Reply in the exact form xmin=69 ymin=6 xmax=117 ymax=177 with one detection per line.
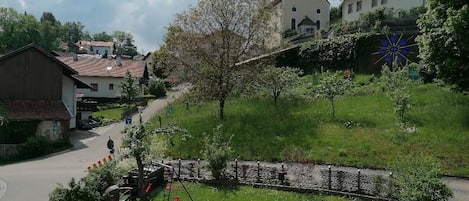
xmin=148 ymin=79 xmax=167 ymax=98
xmin=18 ymin=136 xmax=48 ymax=159
xmin=202 ymin=125 xmax=233 ymax=180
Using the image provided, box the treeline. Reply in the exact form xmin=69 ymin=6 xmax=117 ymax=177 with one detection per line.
xmin=0 ymin=7 xmax=138 ymax=56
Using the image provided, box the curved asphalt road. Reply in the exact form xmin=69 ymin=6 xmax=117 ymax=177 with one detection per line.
xmin=0 ymin=85 xmax=190 ymax=201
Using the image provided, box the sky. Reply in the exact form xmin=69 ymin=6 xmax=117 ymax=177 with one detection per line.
xmin=0 ymin=0 xmax=341 ymax=53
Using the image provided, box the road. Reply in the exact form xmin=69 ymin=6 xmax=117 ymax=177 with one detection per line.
xmin=0 ymin=85 xmax=190 ymax=201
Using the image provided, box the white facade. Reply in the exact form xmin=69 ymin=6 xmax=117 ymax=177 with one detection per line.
xmin=342 ymin=0 xmax=426 ymax=22
xmin=77 ymin=76 xmax=143 ymax=98
xmin=62 ymin=75 xmax=77 ymax=129
xmin=90 ymin=46 xmax=113 ymax=55
xmin=280 ymin=0 xmax=331 ymax=33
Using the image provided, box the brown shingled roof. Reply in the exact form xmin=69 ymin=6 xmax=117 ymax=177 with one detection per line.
xmin=3 ymin=100 xmax=71 ymax=120
xmin=57 ymin=55 xmax=145 ymax=78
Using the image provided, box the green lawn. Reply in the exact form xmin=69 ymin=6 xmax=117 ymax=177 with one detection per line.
xmin=148 ymin=76 xmax=469 ymax=176
xmin=153 ymin=182 xmax=352 ymax=201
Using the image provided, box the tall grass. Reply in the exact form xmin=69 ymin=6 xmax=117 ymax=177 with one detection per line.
xmin=149 ymin=79 xmax=469 ymax=176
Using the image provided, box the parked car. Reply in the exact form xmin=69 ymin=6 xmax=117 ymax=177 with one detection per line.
xmin=77 ymin=119 xmax=99 ymax=130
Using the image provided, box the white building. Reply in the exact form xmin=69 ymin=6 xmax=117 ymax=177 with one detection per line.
xmin=341 ymin=0 xmax=426 ymax=22
xmin=279 ymin=0 xmax=331 ymax=34
xmin=76 ymin=40 xmax=115 ymax=56
xmin=58 ymin=54 xmax=146 ymax=99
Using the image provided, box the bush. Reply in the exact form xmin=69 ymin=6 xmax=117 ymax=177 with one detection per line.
xmin=50 ymin=162 xmax=123 ymax=201
xmin=202 ymin=125 xmax=233 ymax=180
xmin=18 ymin=136 xmax=48 ymax=159
xmin=148 ymin=79 xmax=167 ymax=98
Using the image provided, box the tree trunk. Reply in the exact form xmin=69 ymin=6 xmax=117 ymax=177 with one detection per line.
xmin=219 ymin=99 xmax=225 ymax=120
xmin=331 ymin=98 xmax=336 ymax=119
xmin=136 ymin=155 xmax=145 ymax=199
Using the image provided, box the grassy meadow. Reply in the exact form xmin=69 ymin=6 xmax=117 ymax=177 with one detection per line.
xmin=148 ymin=75 xmax=469 ymax=176
xmin=152 ymin=182 xmax=352 ymax=201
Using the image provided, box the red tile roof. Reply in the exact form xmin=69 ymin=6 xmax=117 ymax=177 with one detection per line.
xmin=57 ymin=55 xmax=145 ymax=78
xmin=2 ymin=100 xmax=71 ymax=120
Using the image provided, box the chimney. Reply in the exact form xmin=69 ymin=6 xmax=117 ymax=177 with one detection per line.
xmin=72 ymin=52 xmax=78 ymax=61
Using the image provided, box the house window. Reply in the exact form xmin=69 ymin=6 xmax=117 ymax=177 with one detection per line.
xmin=291 ymin=18 xmax=296 ymax=30
xmin=292 ymin=7 xmax=296 ymax=12
xmin=317 ymin=20 xmax=321 ymax=30
xmin=104 ymin=50 xmax=108 ymax=55
xmin=317 ymin=9 xmax=321 ymax=14
xmin=356 ymin=1 xmax=362 ymax=12
xmin=381 ymin=0 xmax=387 ymax=5
xmin=91 ymin=83 xmax=98 ymax=91
xmin=348 ymin=4 xmax=353 ymax=14
xmin=95 ymin=50 xmax=99 ymax=54
xmin=372 ymin=0 xmax=378 ymax=7
xmin=109 ymin=84 xmax=114 ymax=90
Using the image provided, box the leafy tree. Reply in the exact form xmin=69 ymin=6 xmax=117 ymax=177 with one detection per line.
xmin=417 ymin=0 xmax=469 ymax=92
xmin=389 ymin=155 xmax=453 ymax=201
xmin=315 ymin=71 xmax=353 ymax=119
xmin=381 ymin=64 xmax=414 ymax=123
xmin=166 ymin=0 xmax=276 ymax=120
xmin=92 ymin=31 xmax=113 ymax=41
xmin=119 ymin=70 xmax=139 ymax=103
xmin=148 ymin=79 xmax=166 ymax=98
xmin=257 ymin=66 xmax=303 ymax=104
xmin=152 ymin=45 xmax=173 ymax=80
xmin=112 ymin=31 xmax=137 ymax=56
xmin=330 ymin=6 xmax=342 ymax=23
xmin=201 ymin=124 xmax=233 ymax=180
xmin=122 ymin=120 xmax=187 ymax=198
xmin=39 ymin=12 xmax=61 ymax=51
xmin=63 ymin=21 xmax=84 ymax=43
xmin=0 ymin=9 xmax=41 ymax=52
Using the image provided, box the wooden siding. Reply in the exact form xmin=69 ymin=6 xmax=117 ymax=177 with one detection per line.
xmin=0 ymin=48 xmax=63 ymax=100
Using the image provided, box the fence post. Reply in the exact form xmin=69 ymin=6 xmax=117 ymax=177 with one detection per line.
xmin=197 ymin=158 xmax=200 ymax=179
xmin=328 ymin=165 xmax=332 ymax=190
xmin=178 ymin=159 xmax=181 ymax=180
xmin=257 ymin=161 xmax=261 ymax=183
xmin=235 ymin=159 xmax=238 ymax=180
xmin=357 ymin=169 xmax=361 ymax=192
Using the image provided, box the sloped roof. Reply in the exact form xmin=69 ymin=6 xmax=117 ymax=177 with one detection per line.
xmin=298 ymin=16 xmax=316 ymax=26
xmin=57 ymin=54 xmax=145 ymax=78
xmin=3 ymin=100 xmax=71 ymax=120
xmin=0 ymin=43 xmax=91 ymax=89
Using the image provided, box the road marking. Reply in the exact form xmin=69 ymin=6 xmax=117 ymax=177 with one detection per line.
xmin=0 ymin=179 xmax=6 ymax=200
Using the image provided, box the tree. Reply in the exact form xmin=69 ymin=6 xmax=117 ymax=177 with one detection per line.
xmin=148 ymin=79 xmax=166 ymax=98
xmin=330 ymin=6 xmax=342 ymax=23
xmin=122 ymin=120 xmax=188 ymax=198
xmin=39 ymin=12 xmax=61 ymax=51
xmin=112 ymin=31 xmax=138 ymax=56
xmin=92 ymin=31 xmax=113 ymax=42
xmin=201 ymin=124 xmax=233 ymax=180
xmin=390 ymin=155 xmax=453 ymax=201
xmin=315 ymin=71 xmax=353 ymax=119
xmin=381 ymin=63 xmax=415 ymax=123
xmin=119 ymin=70 xmax=139 ymax=103
xmin=166 ymin=0 xmax=276 ymax=120
xmin=0 ymin=9 xmax=41 ymax=52
xmin=417 ymin=0 xmax=469 ymax=92
xmin=152 ymin=45 xmax=173 ymax=80
xmin=257 ymin=66 xmax=303 ymax=104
